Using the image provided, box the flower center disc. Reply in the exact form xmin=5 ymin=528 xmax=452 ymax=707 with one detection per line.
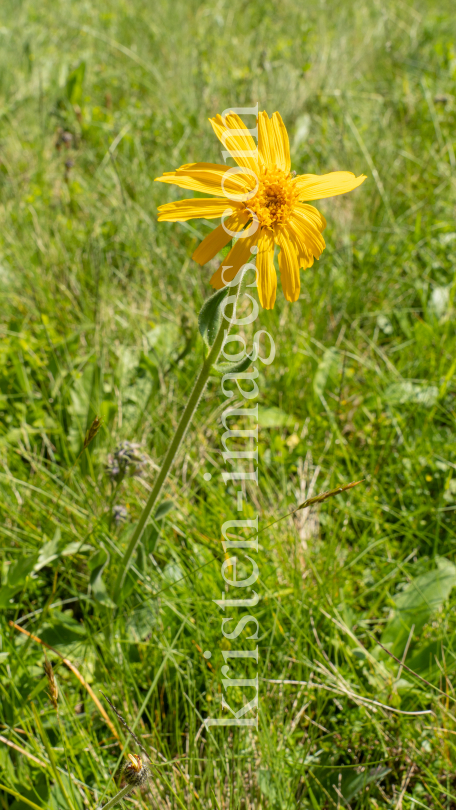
xmin=246 ymin=167 xmax=299 ymax=230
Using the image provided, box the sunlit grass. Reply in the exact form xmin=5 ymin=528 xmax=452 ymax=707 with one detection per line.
xmin=1 ymin=0 xmax=456 ymax=807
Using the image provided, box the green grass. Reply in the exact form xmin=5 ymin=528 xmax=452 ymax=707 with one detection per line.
xmin=1 ymin=0 xmax=456 ymax=807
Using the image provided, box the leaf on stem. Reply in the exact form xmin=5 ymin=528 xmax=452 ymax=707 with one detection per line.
xmin=198 ymin=288 xmax=230 ymax=347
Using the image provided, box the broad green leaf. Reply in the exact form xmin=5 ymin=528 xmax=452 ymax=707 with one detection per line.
xmin=310 ymin=762 xmax=391 ymax=806
xmin=257 ymin=406 xmax=296 ymax=428
xmin=7 ymin=554 xmax=38 ymax=586
xmin=35 ymin=535 xmax=91 ymax=572
xmin=88 ymin=548 xmax=109 ymax=573
xmin=0 ymin=584 xmax=23 ymax=609
xmin=126 ymin=603 xmax=159 ymax=642
xmin=384 ymin=381 xmax=438 ymax=407
xmin=343 ymin=767 xmax=391 ymax=802
xmin=90 ymin=570 xmax=115 ymax=608
xmin=0 ymin=553 xmax=39 ymax=607
xmin=143 ymin=524 xmax=160 ymax=553
xmin=258 ymin=770 xmax=277 ymax=803
xmin=89 ymin=549 xmax=115 ymax=607
xmin=146 ymin=323 xmax=180 ymax=357
xmin=407 ymin=639 xmax=447 ymax=679
xmin=155 ymin=500 xmax=174 ymax=520
xmin=382 ymin=556 xmax=456 ymax=657
xmin=60 ymin=542 xmax=92 ymax=557
xmin=198 ymin=287 xmax=230 ymax=347
xmin=35 ymin=533 xmax=60 ymax=571
xmin=39 ymin=613 xmax=87 ymax=650
xmin=214 ymin=355 xmax=253 ymax=374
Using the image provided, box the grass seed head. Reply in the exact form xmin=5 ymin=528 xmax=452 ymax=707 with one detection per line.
xmin=83 ymin=416 xmax=103 ymax=449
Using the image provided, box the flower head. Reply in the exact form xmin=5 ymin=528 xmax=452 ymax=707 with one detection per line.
xmin=106 ymin=441 xmax=147 ymax=482
xmin=113 ymin=504 xmax=128 ymax=524
xmin=155 ymin=111 xmax=366 ymax=309
xmin=124 ymin=753 xmax=149 ymax=787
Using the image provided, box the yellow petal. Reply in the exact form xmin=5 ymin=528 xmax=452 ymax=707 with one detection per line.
xmin=192 ymin=210 xmax=250 ymax=265
xmin=157 ymin=198 xmax=242 ymax=222
xmin=209 ymin=113 xmax=259 ymax=173
xmin=289 ymin=205 xmax=326 ymax=261
xmin=210 ymin=228 xmax=259 ymax=289
xmin=271 ymin=112 xmax=291 ymax=172
xmin=274 ymin=226 xmax=300 ymax=302
xmin=258 ymin=112 xmax=275 ymax=169
xmin=288 ymin=226 xmax=314 ymax=270
xmin=296 ymin=203 xmax=326 ymax=232
xmin=256 ymin=229 xmax=277 ymax=309
xmin=155 ymin=162 xmax=253 ymax=198
xmin=294 ymin=171 xmax=367 ymax=201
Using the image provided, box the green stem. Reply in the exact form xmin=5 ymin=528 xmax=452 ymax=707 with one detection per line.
xmin=96 ymin=784 xmax=133 ymax=810
xmin=113 ymin=292 xmax=233 ymax=601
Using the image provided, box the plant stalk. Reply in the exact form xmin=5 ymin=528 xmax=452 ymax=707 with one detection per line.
xmin=113 ymin=290 xmax=236 ymax=601
xmin=96 ymin=784 xmax=133 ymax=810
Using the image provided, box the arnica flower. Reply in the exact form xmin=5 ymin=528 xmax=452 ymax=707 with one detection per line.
xmin=155 ymin=112 xmax=366 ymax=309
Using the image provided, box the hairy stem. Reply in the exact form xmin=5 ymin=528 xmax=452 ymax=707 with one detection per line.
xmin=113 ymin=287 xmax=237 ymax=601
xmin=96 ymin=784 xmax=133 ymax=810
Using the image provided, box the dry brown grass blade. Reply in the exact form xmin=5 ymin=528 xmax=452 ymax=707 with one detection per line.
xmin=0 ymin=734 xmax=47 ymax=768
xmin=43 ymin=655 xmax=58 ymax=710
xmin=9 ymin=621 xmax=119 ymax=741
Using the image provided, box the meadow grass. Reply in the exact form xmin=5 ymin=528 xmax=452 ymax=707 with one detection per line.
xmin=1 ymin=0 xmax=456 ymax=807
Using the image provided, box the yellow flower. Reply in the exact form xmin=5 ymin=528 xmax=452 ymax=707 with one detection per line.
xmin=155 ymin=112 xmax=366 ymax=309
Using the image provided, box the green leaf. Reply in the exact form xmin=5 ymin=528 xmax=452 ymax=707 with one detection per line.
xmin=8 ymin=554 xmax=38 ymax=586
xmin=257 ymin=406 xmax=296 ymax=428
xmin=0 ymin=585 xmax=22 ymax=608
xmin=342 ymin=767 xmax=391 ymax=802
xmin=383 ymin=381 xmax=438 ymax=407
xmin=116 ymin=570 xmax=137 ymax=605
xmin=60 ymin=542 xmax=93 ymax=557
xmin=35 ymin=532 xmax=60 ymax=571
xmin=39 ymin=613 xmax=87 ymax=649
xmin=0 ymin=553 xmax=39 ymax=607
xmin=143 ymin=524 xmax=160 ymax=554
xmin=126 ymin=603 xmax=159 ymax=642
xmin=382 ymin=556 xmax=456 ymax=657
xmin=35 ymin=533 xmax=92 ymax=572
xmin=89 ymin=549 xmax=115 ymax=607
xmin=198 ymin=287 xmax=230 ymax=347
xmin=214 ymin=355 xmax=253 ymax=374
xmin=155 ymin=500 xmax=174 ymax=520
xmin=90 ymin=571 xmax=115 ymax=608
xmin=407 ymin=639 xmax=448 ymax=679
xmin=258 ymin=770 xmax=277 ymax=803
